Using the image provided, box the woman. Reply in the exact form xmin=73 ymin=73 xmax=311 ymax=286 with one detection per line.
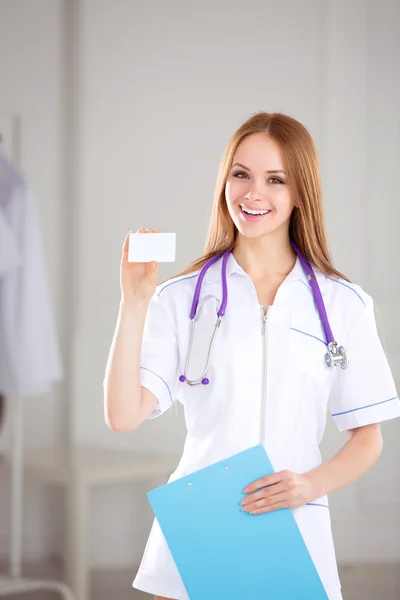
xmin=104 ymin=112 xmax=400 ymax=600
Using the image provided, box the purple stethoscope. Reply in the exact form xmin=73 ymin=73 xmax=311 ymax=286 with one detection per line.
xmin=179 ymin=240 xmax=349 ymax=386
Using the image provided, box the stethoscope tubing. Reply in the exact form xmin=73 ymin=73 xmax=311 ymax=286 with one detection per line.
xmin=180 ymin=241 xmax=348 ymax=386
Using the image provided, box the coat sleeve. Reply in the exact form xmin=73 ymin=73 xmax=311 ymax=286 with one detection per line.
xmin=140 ymin=287 xmax=182 ymax=419
xmin=328 ymin=294 xmax=400 ymax=432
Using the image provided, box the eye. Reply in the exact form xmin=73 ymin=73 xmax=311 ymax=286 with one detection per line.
xmin=232 ymin=171 xmax=284 ymax=184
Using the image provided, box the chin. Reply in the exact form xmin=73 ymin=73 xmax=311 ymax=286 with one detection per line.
xmin=236 ymin=225 xmax=272 ymax=239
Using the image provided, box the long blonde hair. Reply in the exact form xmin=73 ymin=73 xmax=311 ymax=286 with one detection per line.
xmin=172 ymin=111 xmax=350 ymax=282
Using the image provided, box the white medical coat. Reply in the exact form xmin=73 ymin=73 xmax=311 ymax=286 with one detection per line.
xmin=133 ymin=252 xmax=400 ymax=600
xmin=0 ymin=207 xmax=20 ymax=277
xmin=0 ymin=148 xmax=63 ymax=396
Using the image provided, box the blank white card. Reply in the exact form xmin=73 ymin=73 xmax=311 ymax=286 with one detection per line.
xmin=128 ymin=232 xmax=176 ymax=262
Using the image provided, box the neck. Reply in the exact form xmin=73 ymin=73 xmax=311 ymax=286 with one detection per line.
xmin=232 ymin=233 xmax=297 ymax=283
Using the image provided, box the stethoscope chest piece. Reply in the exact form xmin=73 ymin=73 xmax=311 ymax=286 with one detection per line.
xmin=325 ymin=342 xmax=349 ymax=369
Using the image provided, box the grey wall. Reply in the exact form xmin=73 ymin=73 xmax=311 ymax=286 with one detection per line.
xmin=0 ymin=0 xmax=399 ymax=569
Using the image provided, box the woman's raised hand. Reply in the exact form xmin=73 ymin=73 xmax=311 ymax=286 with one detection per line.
xmin=120 ymin=228 xmax=160 ymax=304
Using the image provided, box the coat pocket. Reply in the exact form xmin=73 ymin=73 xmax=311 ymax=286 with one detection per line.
xmin=286 ymin=317 xmax=333 ymax=386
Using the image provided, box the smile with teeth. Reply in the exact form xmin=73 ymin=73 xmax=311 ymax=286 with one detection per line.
xmin=240 ymin=204 xmax=271 ymax=216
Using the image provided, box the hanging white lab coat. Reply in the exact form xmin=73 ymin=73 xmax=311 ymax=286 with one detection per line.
xmin=0 ymin=207 xmax=20 ymax=277
xmin=0 ymin=147 xmax=63 ymax=396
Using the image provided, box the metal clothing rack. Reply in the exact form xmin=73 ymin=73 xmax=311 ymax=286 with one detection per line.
xmin=0 ymin=116 xmax=75 ymax=599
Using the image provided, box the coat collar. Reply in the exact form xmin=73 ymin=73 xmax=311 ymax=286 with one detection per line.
xmin=203 ymin=251 xmax=327 ymax=296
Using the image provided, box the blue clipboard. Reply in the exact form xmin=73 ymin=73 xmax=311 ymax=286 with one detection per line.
xmin=148 ymin=444 xmax=328 ymax=599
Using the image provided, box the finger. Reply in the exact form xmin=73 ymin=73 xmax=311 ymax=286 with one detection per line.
xmin=250 ymin=499 xmax=289 ymax=515
xmin=241 ymin=485 xmax=282 ymax=507
xmin=243 ymin=470 xmax=290 ymax=494
xmin=262 ymin=482 xmax=288 ymax=499
xmin=241 ymin=482 xmax=286 ymax=507
xmin=243 ymin=490 xmax=289 ymax=513
xmin=147 ymin=260 xmax=159 ymax=271
xmin=122 ymin=231 xmax=133 ymax=259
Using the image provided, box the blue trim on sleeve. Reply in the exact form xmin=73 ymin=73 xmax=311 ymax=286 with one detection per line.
xmin=158 ymin=273 xmax=199 ymax=297
xmin=289 ymin=327 xmax=326 ymax=346
xmin=332 ymin=396 xmax=399 ymax=417
xmin=306 ymin=502 xmax=329 ymax=508
xmin=328 ymin=277 xmax=366 ymax=305
xmin=140 ymin=367 xmax=174 ymax=406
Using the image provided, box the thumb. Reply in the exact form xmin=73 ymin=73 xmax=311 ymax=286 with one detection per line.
xmin=146 ymin=261 xmax=159 ymax=280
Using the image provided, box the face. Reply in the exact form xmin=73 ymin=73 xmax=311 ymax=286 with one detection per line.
xmin=225 ymin=133 xmax=296 ymax=239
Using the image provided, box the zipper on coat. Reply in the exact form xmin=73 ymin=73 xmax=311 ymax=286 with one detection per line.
xmin=259 ymin=306 xmax=269 ymax=445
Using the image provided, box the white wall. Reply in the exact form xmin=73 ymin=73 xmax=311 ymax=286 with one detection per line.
xmin=320 ymin=0 xmax=400 ymax=561
xmin=0 ymin=0 xmax=68 ymax=560
xmin=0 ymin=0 xmax=399 ymax=570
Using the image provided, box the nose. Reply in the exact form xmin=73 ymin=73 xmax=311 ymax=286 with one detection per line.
xmin=243 ymin=179 xmax=267 ymax=203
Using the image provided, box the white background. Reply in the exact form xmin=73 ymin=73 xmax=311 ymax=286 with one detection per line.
xmin=0 ymin=0 xmax=399 ymax=569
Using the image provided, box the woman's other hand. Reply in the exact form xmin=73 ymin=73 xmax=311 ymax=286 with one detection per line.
xmin=240 ymin=469 xmax=315 ymax=515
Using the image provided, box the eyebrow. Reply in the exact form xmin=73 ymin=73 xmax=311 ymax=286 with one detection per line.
xmin=231 ymin=162 xmax=286 ymax=174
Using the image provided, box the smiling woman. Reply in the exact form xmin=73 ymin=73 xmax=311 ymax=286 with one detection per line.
xmin=169 ymin=111 xmax=349 ymax=286
xmin=103 ymin=111 xmax=400 ymax=600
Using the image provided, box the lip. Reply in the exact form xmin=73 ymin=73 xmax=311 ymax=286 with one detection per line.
xmin=239 ymin=204 xmax=271 ymax=222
